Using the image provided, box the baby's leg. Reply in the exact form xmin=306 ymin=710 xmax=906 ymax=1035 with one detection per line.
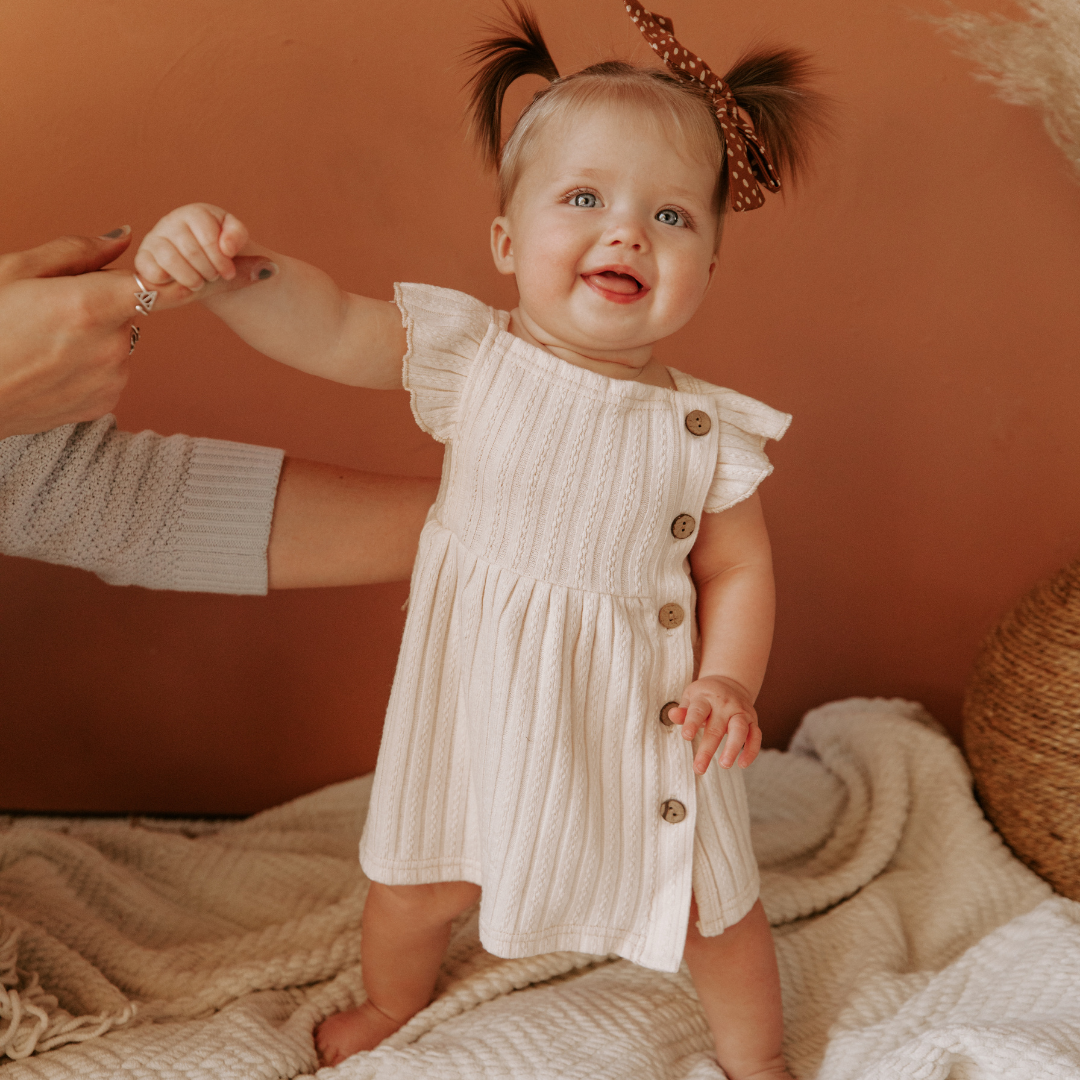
xmin=315 ymin=880 xmax=481 ymax=1067
xmin=683 ymin=897 xmax=791 ymax=1080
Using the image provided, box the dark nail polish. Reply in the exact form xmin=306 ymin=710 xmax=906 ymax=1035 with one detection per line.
xmin=100 ymin=226 xmax=130 ymax=239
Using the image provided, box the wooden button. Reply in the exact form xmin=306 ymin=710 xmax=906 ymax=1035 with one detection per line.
xmin=659 ymin=701 xmax=679 ymax=727
xmin=685 ymin=411 xmax=711 ymax=436
xmin=671 ymin=514 xmax=696 ymax=539
xmin=658 ymin=603 xmax=684 ymax=629
xmin=661 ymin=799 xmax=687 ymax=824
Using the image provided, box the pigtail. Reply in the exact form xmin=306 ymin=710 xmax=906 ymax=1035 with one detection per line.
xmin=466 ymin=2 xmax=560 ymax=169
xmin=722 ymin=49 xmax=829 ymax=191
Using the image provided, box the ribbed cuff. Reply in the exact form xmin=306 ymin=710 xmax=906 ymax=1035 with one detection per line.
xmin=171 ymin=439 xmax=285 ymax=595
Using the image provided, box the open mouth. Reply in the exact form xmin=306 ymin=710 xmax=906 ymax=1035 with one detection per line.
xmin=582 ymin=269 xmax=649 ymax=304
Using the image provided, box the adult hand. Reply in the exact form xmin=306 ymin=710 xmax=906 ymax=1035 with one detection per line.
xmin=0 ymin=229 xmax=277 ymax=439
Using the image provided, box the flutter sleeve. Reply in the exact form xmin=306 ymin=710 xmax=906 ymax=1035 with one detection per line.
xmin=396 ymin=283 xmax=497 ymax=444
xmin=702 ymin=389 xmax=792 ymax=513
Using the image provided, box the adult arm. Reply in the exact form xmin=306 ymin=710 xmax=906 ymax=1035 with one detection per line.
xmin=0 ymin=418 xmax=438 ymax=592
xmin=267 ymin=460 xmax=438 ymax=588
xmin=0 ymin=416 xmax=283 ymax=592
xmin=0 ymin=231 xmax=434 ymax=591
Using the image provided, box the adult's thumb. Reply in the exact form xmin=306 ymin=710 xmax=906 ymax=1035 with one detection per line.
xmin=196 ymin=256 xmax=281 ymax=300
xmin=94 ymin=255 xmax=281 ymax=325
xmin=0 ymin=228 xmax=133 ymax=285
xmin=147 ymin=256 xmax=281 ymax=310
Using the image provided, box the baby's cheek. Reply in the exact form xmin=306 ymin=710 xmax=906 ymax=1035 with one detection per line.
xmin=657 ymin=256 xmax=714 ymax=331
xmin=515 ymin=242 xmax=576 ymax=310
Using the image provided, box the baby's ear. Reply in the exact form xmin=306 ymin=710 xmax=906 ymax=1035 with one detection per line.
xmin=702 ymin=243 xmax=720 ymax=292
xmin=489 ymin=217 xmax=515 ymax=276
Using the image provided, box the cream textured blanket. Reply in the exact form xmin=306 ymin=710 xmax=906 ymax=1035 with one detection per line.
xmin=1 ymin=698 xmax=1077 ymax=1079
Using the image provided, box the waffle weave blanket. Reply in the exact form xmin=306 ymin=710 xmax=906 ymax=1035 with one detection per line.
xmin=1 ymin=698 xmax=1076 ymax=1079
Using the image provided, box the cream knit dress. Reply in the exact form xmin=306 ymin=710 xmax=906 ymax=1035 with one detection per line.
xmin=358 ymin=284 xmax=791 ymax=973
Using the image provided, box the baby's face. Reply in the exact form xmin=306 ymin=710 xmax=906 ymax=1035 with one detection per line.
xmin=491 ymin=102 xmax=720 ymax=368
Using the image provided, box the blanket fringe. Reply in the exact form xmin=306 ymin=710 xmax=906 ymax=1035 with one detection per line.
xmin=0 ymin=918 xmax=137 ymax=1060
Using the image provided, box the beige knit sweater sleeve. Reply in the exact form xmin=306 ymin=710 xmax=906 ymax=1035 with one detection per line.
xmin=0 ymin=415 xmax=284 ymax=594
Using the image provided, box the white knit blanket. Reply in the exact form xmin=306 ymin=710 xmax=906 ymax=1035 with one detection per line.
xmin=2 ymin=698 xmax=1077 ymax=1079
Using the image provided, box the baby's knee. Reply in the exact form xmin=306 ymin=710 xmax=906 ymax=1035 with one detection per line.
xmin=372 ymin=880 xmax=480 ymax=922
xmin=427 ymin=880 xmax=482 ymax=918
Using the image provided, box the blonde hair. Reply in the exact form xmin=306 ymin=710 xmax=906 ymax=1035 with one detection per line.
xmin=467 ymin=3 xmax=825 ymax=215
xmin=496 ymin=64 xmax=727 ymax=213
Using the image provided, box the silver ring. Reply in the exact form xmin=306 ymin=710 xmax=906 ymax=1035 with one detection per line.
xmin=129 ymin=325 xmax=140 ymax=355
xmin=133 ymin=273 xmax=158 ymax=317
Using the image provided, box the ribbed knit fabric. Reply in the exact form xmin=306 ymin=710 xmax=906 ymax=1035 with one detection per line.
xmin=359 ymin=285 xmax=791 ymax=973
xmin=0 ymin=416 xmax=284 ymax=594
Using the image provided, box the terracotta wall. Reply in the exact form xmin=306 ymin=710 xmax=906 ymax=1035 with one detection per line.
xmin=2 ymin=0 xmax=1077 ymax=813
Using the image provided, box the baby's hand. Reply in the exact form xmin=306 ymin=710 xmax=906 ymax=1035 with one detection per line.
xmin=668 ymin=676 xmax=762 ymax=774
xmin=135 ymin=203 xmax=249 ymax=291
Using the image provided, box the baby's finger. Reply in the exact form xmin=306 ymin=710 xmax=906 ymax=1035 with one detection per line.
xmin=171 ymin=223 xmax=231 ymax=283
xmin=717 ymin=712 xmax=752 ymax=770
xmin=139 ymin=236 xmax=207 ymax=291
xmin=692 ymin=734 xmax=721 ymax=773
xmin=217 ymin=213 xmax=249 ymax=261
xmin=738 ymin=723 xmax=763 ymax=769
xmin=693 ymin=711 xmax=731 ymax=774
xmin=680 ymin=698 xmax=711 ymax=742
xmin=132 ymin=247 xmax=173 ymax=288
xmin=186 ymin=212 xmax=240 ymax=279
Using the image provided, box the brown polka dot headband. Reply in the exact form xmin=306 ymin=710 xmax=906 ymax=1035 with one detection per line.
xmin=625 ymin=4 xmax=781 ymax=212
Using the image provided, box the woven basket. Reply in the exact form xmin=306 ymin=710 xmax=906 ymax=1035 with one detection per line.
xmin=963 ymin=557 xmax=1080 ymax=900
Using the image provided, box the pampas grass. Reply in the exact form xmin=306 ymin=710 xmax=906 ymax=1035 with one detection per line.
xmin=934 ymin=0 xmax=1080 ymax=178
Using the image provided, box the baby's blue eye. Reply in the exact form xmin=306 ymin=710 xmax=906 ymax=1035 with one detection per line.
xmin=656 ymin=208 xmax=685 ymax=227
xmin=571 ymin=192 xmax=598 ymax=208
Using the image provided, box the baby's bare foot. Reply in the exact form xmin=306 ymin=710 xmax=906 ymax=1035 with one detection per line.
xmin=315 ymin=1000 xmax=405 ymax=1067
xmin=726 ymin=1063 xmax=793 ymax=1080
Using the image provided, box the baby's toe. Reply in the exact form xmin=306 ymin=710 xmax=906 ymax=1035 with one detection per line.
xmin=314 ymin=1025 xmax=341 ymax=1067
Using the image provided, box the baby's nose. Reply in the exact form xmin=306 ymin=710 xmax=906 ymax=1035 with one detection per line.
xmin=608 ymin=220 xmax=649 ymax=248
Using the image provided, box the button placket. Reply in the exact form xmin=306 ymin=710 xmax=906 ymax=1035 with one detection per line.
xmin=651 ymin=398 xmax=714 ymax=868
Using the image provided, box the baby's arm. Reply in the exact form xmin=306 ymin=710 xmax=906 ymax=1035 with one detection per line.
xmin=669 ymin=493 xmax=775 ymax=774
xmin=135 ymin=204 xmax=404 ymax=389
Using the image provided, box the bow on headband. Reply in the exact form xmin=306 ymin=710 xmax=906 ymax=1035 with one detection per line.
xmin=624 ymin=4 xmax=780 ymax=212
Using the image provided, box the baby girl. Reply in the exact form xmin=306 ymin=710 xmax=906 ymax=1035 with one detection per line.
xmin=135 ymin=5 xmax=822 ymax=1077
